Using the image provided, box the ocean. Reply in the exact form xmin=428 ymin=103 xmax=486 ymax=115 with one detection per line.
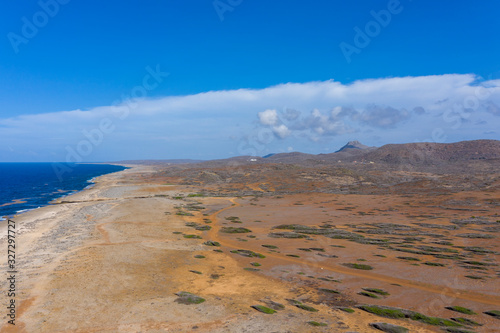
xmin=0 ymin=163 xmax=127 ymax=219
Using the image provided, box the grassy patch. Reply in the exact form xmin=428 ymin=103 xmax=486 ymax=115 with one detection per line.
xmin=261 ymin=300 xmax=285 ymax=310
xmin=225 ymin=216 xmax=242 ymax=223
xmin=362 ymin=288 xmax=390 ymax=296
xmin=183 ymin=234 xmax=202 ymax=239
xmin=298 ymin=248 xmax=312 ymax=252
xmin=442 ymin=328 xmax=475 ymax=333
xmin=409 ymin=312 xmax=462 ymax=326
xmin=342 ymin=263 xmax=373 ymax=270
xmin=307 ymin=321 xmax=327 ymax=327
xmin=318 ymin=288 xmax=340 ymax=294
xmin=309 ymin=247 xmax=325 ymax=252
xmin=357 ymin=305 xmax=462 ymax=327
xmin=244 ymin=267 xmax=261 ymax=271
xmin=461 ymin=246 xmax=496 ymax=254
xmin=250 ymin=262 xmax=261 ymax=267
xmin=194 ymin=225 xmax=211 ymax=231
xmin=268 ymin=232 xmax=308 ymax=239
xmin=176 ymin=211 xmax=194 ymax=216
xmin=251 ymin=305 xmax=276 ymax=314
xmin=359 ymin=291 xmax=380 ymax=299
xmin=295 ymin=303 xmax=319 ymax=312
xmin=189 ymin=270 xmax=202 ymax=274
xmin=175 ymin=291 xmax=205 ymax=305
xmin=484 ymin=310 xmax=500 ymax=318
xmin=445 ymin=306 xmax=476 ymax=315
xmin=424 ymin=262 xmax=445 ymax=267
xmin=357 ymin=305 xmax=406 ymax=319
xmin=397 ymin=256 xmax=421 ymax=261
xmin=203 ymin=240 xmax=220 ymax=246
xmin=262 ymin=244 xmax=278 ymax=249
xmin=287 ymin=299 xmax=318 ymax=312
xmin=339 ymin=307 xmax=354 ymax=313
xmin=221 ymin=227 xmax=252 ymax=233
xmin=187 ymin=193 xmax=205 ymax=197
xmin=286 ymin=254 xmax=300 ymax=258
xmin=230 ymin=249 xmax=266 ymax=258
xmin=369 ymin=322 xmax=409 ymax=333
xmin=461 ymin=260 xmax=496 ymax=266
xmin=194 ymin=255 xmax=205 ymax=259
xmin=451 ymin=317 xmax=482 ymax=326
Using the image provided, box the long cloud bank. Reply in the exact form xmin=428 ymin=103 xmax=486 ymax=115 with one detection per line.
xmin=1 ymin=74 xmax=499 ymax=161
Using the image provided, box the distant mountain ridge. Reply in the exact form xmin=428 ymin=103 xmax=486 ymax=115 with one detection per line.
xmin=114 ymin=139 xmax=500 ymax=169
xmin=361 ymin=140 xmax=500 ymax=164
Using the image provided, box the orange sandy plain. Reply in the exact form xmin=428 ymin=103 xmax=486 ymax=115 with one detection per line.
xmin=1 ymin=165 xmax=499 ymax=332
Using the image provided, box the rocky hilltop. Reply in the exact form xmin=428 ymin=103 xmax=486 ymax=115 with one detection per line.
xmin=335 ymin=140 xmax=373 ymax=152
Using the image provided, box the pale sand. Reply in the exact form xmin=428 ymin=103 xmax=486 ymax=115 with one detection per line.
xmin=0 ymin=166 xmax=443 ymax=332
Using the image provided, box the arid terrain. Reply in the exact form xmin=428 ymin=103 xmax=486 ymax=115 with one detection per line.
xmin=1 ymin=140 xmax=499 ymax=332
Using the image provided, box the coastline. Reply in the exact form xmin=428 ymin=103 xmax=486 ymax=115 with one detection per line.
xmin=0 ymin=163 xmax=129 ymax=222
xmin=0 ymin=164 xmax=131 ymax=239
xmin=0 ymin=164 xmax=159 ymax=331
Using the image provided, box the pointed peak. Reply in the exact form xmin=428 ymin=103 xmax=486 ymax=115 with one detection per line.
xmin=336 ymin=140 xmax=370 ymax=152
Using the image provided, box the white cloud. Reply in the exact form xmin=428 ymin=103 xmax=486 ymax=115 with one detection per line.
xmin=272 ymin=124 xmax=291 ymax=139
xmin=258 ymin=109 xmax=279 ymax=125
xmin=1 ymin=74 xmax=499 ymax=161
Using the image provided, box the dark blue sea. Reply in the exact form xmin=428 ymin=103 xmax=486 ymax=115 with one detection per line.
xmin=0 ymin=163 xmax=127 ymax=219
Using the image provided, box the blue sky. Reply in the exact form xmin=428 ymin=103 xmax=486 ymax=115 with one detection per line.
xmin=1 ymin=0 xmax=499 ymax=162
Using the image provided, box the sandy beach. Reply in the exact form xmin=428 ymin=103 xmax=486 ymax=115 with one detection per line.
xmin=1 ymin=165 xmax=498 ymax=332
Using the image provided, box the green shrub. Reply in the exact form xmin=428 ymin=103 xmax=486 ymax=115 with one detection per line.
xmin=445 ymin=306 xmax=476 ymax=315
xmin=175 ymin=291 xmax=205 ymax=304
xmin=183 ymin=234 xmax=202 ymax=239
xmin=221 ymin=227 xmax=252 ymax=233
xmin=484 ymin=310 xmax=500 ymax=318
xmin=295 ymin=303 xmax=318 ymax=312
xmin=251 ymin=305 xmax=276 ymax=314
xmin=359 ymin=291 xmax=380 ymax=299
xmin=318 ymin=288 xmax=340 ymax=294
xmin=342 ymin=263 xmax=373 ymax=270
xmin=203 ymin=240 xmax=220 ymax=246
xmin=451 ymin=317 xmax=482 ymax=326
xmin=362 ymin=288 xmax=390 ymax=296
xmin=339 ymin=307 xmax=354 ymax=313
xmin=307 ymin=321 xmax=327 ymax=326
xmin=230 ymin=249 xmax=265 ymax=258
